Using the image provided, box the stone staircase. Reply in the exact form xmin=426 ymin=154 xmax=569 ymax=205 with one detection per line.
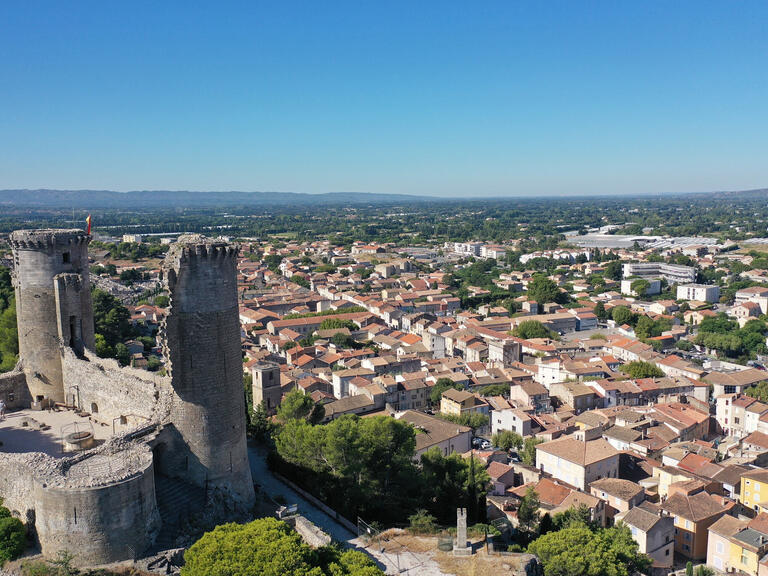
xmin=152 ymin=475 xmax=205 ymax=552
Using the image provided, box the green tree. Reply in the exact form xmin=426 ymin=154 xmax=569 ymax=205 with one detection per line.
xmin=527 ymin=523 xmax=651 ymax=576
xmin=408 ymin=509 xmax=438 ymax=534
xmin=747 ymin=381 xmax=768 ymax=402
xmin=528 ymin=275 xmax=562 ymax=306
xmin=420 ymin=448 xmax=490 ymax=524
xmin=319 ymin=318 xmax=357 ymax=330
xmin=114 ymin=342 xmax=130 ymax=366
xmin=277 ymin=390 xmax=325 ymax=425
xmin=91 ymin=288 xmax=133 ymax=352
xmin=429 ymin=377 xmax=463 ymax=405
xmin=492 ymin=430 xmax=523 ymax=452
xmin=676 ymin=339 xmax=694 ymax=351
xmin=480 ymin=383 xmax=511 ymax=397
xmin=517 ymin=486 xmax=541 ymax=536
xmin=552 ymin=504 xmax=598 ymax=531
xmin=620 ymin=361 xmax=664 ymax=379
xmin=330 ymin=333 xmax=356 ymax=349
xmin=611 ymin=306 xmax=634 ymax=326
xmin=290 ymin=275 xmax=310 ymax=288
xmin=629 ymin=278 xmax=650 ymax=296
xmin=94 ymin=333 xmax=113 ymax=358
xmin=437 ymin=412 xmax=489 ymax=432
xmin=0 ymin=499 xmax=25 ymax=565
xmin=521 ymin=437 xmax=543 ymax=466
xmin=513 ymin=320 xmax=555 ymax=340
xmin=182 ymin=517 xmax=384 ymax=576
xmin=603 ymin=261 xmax=622 ymax=281
xmin=0 ymin=300 xmax=19 ymax=372
xmin=154 ymin=294 xmax=170 ymax=307
xmin=593 ymin=301 xmax=607 ymax=321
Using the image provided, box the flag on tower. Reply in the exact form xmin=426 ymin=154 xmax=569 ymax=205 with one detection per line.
xmin=86 ymin=214 xmax=92 ymax=235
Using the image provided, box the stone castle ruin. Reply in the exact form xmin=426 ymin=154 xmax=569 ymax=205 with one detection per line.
xmin=0 ymin=229 xmax=254 ymax=565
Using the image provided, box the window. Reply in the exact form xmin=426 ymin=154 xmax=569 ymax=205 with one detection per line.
xmin=684 ymin=544 xmax=690 ymax=552
xmin=756 ymin=483 xmax=761 ymax=492
xmin=62 ymin=251 xmax=71 ymax=264
xmin=716 ymin=542 xmax=724 ymax=554
xmin=685 ymin=519 xmax=692 ymax=530
xmin=742 ymin=551 xmax=749 ymax=565
xmin=735 ymin=417 xmax=740 ymax=424
xmin=665 ymin=549 xmax=670 ymax=557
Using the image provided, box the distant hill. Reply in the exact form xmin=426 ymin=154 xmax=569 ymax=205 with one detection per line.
xmin=0 ymin=189 xmax=436 ymax=209
xmin=0 ymin=187 xmax=766 ymax=210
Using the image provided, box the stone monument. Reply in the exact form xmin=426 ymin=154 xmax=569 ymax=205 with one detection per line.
xmin=454 ymin=507 xmax=472 ymax=555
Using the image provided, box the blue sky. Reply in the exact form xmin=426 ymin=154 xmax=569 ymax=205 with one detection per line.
xmin=1 ymin=1 xmax=767 ymax=197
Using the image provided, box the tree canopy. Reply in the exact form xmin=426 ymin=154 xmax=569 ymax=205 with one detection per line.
xmin=182 ymin=518 xmax=383 ymax=576
xmin=512 ymin=320 xmax=556 ymax=340
xmin=527 ymin=523 xmax=651 ymax=576
xmin=527 ymin=275 xmax=565 ymax=306
xmin=492 ymin=430 xmax=523 ymax=452
xmin=0 ymin=500 xmax=25 ymax=565
xmin=276 ymin=390 xmax=325 ymax=425
xmin=620 ymin=360 xmax=664 ymax=379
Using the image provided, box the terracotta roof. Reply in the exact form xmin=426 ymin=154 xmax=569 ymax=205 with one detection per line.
xmin=590 ymin=478 xmax=644 ymax=502
xmin=708 ymin=514 xmax=749 ymax=539
xmin=661 ymin=491 xmax=725 ymax=522
xmin=619 ymin=506 xmax=665 ymax=533
xmin=536 ymin=437 xmax=619 ymax=467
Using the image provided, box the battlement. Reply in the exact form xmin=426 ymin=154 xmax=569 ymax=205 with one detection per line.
xmin=9 ymin=229 xmax=91 ymax=250
xmin=54 ymin=272 xmax=84 ymax=290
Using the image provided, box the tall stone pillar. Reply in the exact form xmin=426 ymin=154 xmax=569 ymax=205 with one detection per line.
xmin=161 ymin=235 xmax=254 ymax=506
xmin=9 ymin=229 xmax=93 ymax=405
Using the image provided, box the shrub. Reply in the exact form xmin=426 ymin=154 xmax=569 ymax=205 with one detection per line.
xmin=408 ymin=510 xmax=438 ymax=534
xmin=0 ymin=516 xmax=26 ymax=565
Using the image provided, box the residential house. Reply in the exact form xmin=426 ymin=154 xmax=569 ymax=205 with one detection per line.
xmin=661 ymin=487 xmax=732 ymax=560
xmin=396 ymin=410 xmax=472 ymax=459
xmin=440 ymin=388 xmax=490 ymax=418
xmin=535 ymin=436 xmax=620 ymax=490
xmin=615 ymin=505 xmax=675 ymax=568
xmin=707 ymin=514 xmax=768 ymax=576
xmin=589 ymin=478 xmax=645 ymax=525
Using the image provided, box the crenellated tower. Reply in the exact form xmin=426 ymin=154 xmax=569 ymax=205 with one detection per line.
xmin=9 ymin=229 xmax=94 ymax=405
xmin=160 ymin=235 xmax=254 ymax=505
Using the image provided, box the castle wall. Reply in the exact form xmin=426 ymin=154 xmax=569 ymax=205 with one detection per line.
xmin=162 ymin=239 xmax=254 ymax=505
xmin=60 ymin=348 xmax=172 ymax=431
xmin=0 ymin=455 xmax=37 ymax=521
xmin=0 ymin=370 xmax=31 ymax=410
xmin=33 ymin=458 xmax=159 ymax=565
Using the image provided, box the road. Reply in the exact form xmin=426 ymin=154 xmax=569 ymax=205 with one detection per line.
xmin=247 ymin=443 xmax=448 ymax=575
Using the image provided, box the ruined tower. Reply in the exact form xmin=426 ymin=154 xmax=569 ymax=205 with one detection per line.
xmin=9 ymin=229 xmax=94 ymax=405
xmin=161 ymin=236 xmax=254 ymax=505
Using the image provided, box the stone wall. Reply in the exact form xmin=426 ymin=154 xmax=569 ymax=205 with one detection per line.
xmin=0 ymin=370 xmax=31 ymax=410
xmin=0 ymin=440 xmax=160 ymax=565
xmin=33 ymin=453 xmax=160 ymax=565
xmin=0 ymin=455 xmax=37 ymax=521
xmin=293 ymin=516 xmax=332 ymax=548
xmin=61 ymin=348 xmax=173 ymax=431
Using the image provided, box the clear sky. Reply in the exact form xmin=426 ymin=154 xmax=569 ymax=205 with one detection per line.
xmin=1 ymin=1 xmax=767 ymax=197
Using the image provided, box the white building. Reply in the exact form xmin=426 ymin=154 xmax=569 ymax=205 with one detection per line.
xmin=676 ymin=284 xmax=720 ymax=303
xmin=622 ymin=262 xmax=697 ymax=285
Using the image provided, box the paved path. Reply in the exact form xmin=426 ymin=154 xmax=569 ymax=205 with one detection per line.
xmin=247 ymin=443 xmax=448 ymax=575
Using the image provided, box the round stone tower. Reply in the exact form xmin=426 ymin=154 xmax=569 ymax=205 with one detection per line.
xmin=9 ymin=229 xmax=94 ymax=405
xmin=161 ymin=235 xmax=254 ymax=505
